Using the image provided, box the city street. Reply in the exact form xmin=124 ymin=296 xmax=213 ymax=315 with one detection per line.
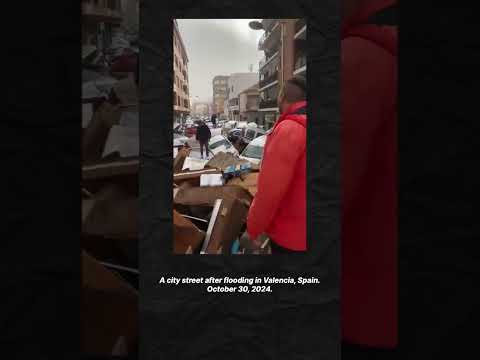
xmin=183 ymin=127 xmax=222 ymax=160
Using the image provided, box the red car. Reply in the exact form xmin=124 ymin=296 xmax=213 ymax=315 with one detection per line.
xmin=184 ymin=125 xmax=197 ymax=138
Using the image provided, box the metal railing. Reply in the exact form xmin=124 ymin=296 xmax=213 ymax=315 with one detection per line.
xmin=259 ymin=99 xmax=278 ymax=109
xmin=259 ymin=71 xmax=278 ymax=89
xmin=259 ymin=51 xmax=279 ymax=70
xmin=295 ymin=18 xmax=306 ymax=33
xmin=294 ymin=55 xmax=307 ymax=70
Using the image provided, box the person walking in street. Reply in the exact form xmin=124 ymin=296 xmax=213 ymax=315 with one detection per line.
xmin=245 ymin=75 xmax=307 ymax=253
xmin=211 ymin=113 xmax=217 ymax=128
xmin=196 ymin=121 xmax=211 ymax=159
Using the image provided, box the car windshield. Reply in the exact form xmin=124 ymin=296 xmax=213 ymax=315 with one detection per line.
xmin=245 ymin=130 xmax=256 ymax=140
xmin=242 ymin=144 xmax=264 ymax=159
xmin=210 ymin=139 xmax=230 ymax=150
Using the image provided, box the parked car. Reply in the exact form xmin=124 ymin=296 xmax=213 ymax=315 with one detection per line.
xmin=239 ymin=134 xmax=267 ymax=165
xmin=242 ymin=127 xmax=266 ymax=145
xmin=221 ymin=120 xmax=237 ymax=136
xmin=208 ymin=135 xmax=239 ymax=156
xmin=237 ymin=121 xmax=248 ymax=129
xmin=174 ymin=133 xmax=189 ymax=146
xmin=185 ymin=124 xmax=197 ymax=138
xmin=227 ymin=128 xmax=244 ymax=144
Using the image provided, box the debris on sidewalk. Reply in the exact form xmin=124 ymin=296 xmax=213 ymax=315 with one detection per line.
xmin=182 ymin=157 xmax=208 ymax=171
xmin=205 ymin=151 xmax=251 ymax=171
xmin=173 ymin=210 xmax=205 ymax=254
xmin=82 ymin=7 xmax=139 ymax=357
xmin=173 ymin=146 xmax=191 ymax=173
xmin=82 ymin=251 xmax=138 ymax=357
xmin=174 ymin=168 xmax=223 ymax=187
xmin=200 ymin=173 xmax=225 ymax=187
xmin=227 ymin=172 xmax=259 ymax=197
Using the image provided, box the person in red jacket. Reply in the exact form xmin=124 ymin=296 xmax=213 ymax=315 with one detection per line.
xmin=341 ymin=0 xmax=398 ymax=353
xmin=246 ymin=76 xmax=307 ymax=253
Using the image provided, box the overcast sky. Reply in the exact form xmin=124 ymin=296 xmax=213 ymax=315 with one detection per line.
xmin=177 ymin=19 xmax=264 ymax=103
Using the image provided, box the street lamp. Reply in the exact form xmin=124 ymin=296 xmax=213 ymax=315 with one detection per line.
xmin=248 ymin=20 xmax=264 ymax=30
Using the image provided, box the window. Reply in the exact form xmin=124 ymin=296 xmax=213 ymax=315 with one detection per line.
xmin=241 ymin=143 xmax=264 ymax=159
xmin=210 ymin=138 xmax=231 ymax=150
xmin=245 ymin=129 xmax=256 ymax=141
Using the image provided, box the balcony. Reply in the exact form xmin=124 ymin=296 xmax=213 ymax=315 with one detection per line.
xmin=82 ymin=3 xmax=123 ymax=22
xmin=259 ymin=51 xmax=279 ymax=70
xmin=259 ymin=99 xmax=278 ymax=109
xmin=295 ymin=18 xmax=306 ymax=34
xmin=259 ymin=71 xmax=278 ymax=90
xmin=294 ymin=54 xmax=306 ymax=75
xmin=258 ymin=22 xmax=281 ymax=51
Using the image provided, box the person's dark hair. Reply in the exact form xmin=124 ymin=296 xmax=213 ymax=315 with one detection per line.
xmin=281 ymin=75 xmax=307 ymax=103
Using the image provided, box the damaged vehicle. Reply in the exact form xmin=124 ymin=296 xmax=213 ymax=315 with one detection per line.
xmin=239 ymin=134 xmax=266 ymax=166
xmin=208 ymin=135 xmax=239 ymax=156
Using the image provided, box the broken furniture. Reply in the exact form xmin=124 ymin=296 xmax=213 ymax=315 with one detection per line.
xmin=82 ymin=251 xmax=138 ymax=357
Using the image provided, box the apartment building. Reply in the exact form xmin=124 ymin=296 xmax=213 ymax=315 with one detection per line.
xmin=173 ymin=20 xmax=191 ymax=123
xmin=192 ymin=102 xmax=210 ymax=117
xmin=226 ymin=73 xmax=259 ymax=122
xmin=212 ymin=75 xmax=229 ymax=115
xmin=82 ymin=0 xmax=124 ymax=51
xmin=255 ymin=19 xmax=306 ymax=129
xmin=239 ymin=84 xmax=260 ymax=123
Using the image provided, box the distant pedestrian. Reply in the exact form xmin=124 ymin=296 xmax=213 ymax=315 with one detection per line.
xmin=211 ymin=113 xmax=217 ymax=128
xmin=196 ymin=121 xmax=212 ymax=159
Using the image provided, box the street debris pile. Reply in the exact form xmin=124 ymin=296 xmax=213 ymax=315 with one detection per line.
xmin=173 ymin=148 xmax=270 ymax=255
xmin=82 ymin=34 xmax=139 ymax=357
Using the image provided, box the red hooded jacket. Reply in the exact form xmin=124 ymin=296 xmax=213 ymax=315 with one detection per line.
xmin=342 ymin=0 xmax=398 ymax=348
xmin=247 ymin=101 xmax=307 ymax=251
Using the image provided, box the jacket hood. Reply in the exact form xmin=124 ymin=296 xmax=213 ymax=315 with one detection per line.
xmin=342 ymin=0 xmax=397 ymax=55
xmin=344 ymin=0 xmax=396 ymax=29
xmin=275 ymin=101 xmax=307 ymax=129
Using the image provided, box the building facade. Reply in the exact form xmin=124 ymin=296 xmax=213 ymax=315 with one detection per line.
xmin=82 ymin=0 xmax=124 ymax=51
xmin=256 ymin=18 xmax=306 ymax=130
xmin=212 ymin=75 xmax=229 ymax=116
xmin=192 ymin=102 xmax=210 ymax=117
xmin=239 ymin=84 xmax=260 ymax=124
xmin=173 ymin=20 xmax=190 ymax=123
xmin=226 ymin=73 xmax=259 ymax=122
